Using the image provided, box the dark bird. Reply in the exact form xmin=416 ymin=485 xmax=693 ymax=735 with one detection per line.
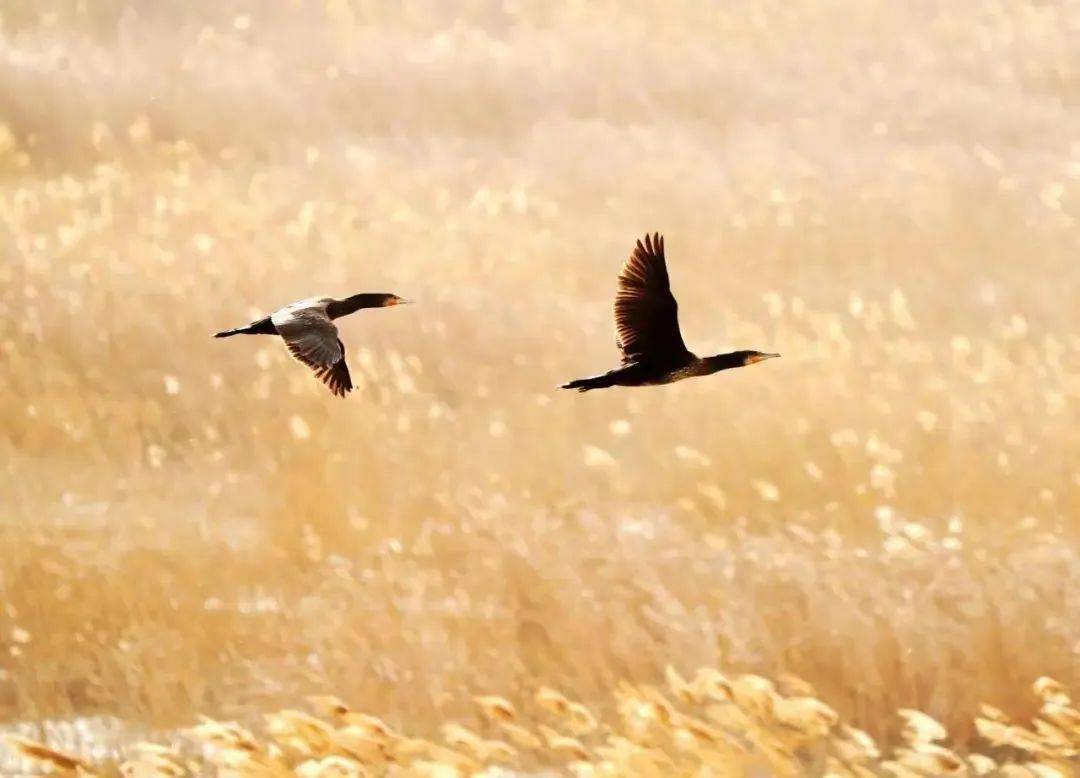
xmin=214 ymin=293 xmax=409 ymax=397
xmin=561 ymin=233 xmax=778 ymax=392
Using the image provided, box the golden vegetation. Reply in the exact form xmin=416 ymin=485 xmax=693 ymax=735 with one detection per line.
xmin=8 ymin=671 xmax=1080 ymax=775
xmin=1 ymin=0 xmax=1078 ymax=773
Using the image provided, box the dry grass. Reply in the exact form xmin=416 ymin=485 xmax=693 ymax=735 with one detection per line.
xmin=7 ymin=669 xmax=1080 ymax=776
xmin=1 ymin=0 xmax=1079 ymax=773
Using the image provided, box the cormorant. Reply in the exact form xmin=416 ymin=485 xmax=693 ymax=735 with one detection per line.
xmin=214 ymin=293 xmax=409 ymax=397
xmin=561 ymin=234 xmax=778 ymax=392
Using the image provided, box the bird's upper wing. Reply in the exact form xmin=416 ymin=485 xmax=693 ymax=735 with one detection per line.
xmin=614 ymin=233 xmax=688 ymax=364
xmin=271 ymin=304 xmax=353 ymax=396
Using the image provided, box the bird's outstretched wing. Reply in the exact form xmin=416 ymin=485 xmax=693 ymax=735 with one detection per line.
xmin=271 ymin=306 xmax=353 ymax=397
xmin=307 ymin=340 xmax=352 ymax=398
xmin=614 ymin=233 xmax=688 ymax=364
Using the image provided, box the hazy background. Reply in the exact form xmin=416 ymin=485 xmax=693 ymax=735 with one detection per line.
xmin=1 ymin=0 xmax=1078 ymax=760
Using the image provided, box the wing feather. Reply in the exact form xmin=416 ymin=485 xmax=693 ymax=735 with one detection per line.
xmin=307 ymin=340 xmax=353 ymax=397
xmin=271 ymin=304 xmax=353 ymax=396
xmin=613 ymin=232 xmax=688 ymax=364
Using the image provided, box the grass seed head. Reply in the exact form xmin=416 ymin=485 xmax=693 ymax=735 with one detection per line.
xmin=538 ymin=725 xmax=590 ymax=761
xmin=967 ymin=753 xmax=998 ymax=775
xmin=535 ymin=686 xmax=572 ymax=715
xmin=5 ymin=735 xmax=91 ymax=772
xmin=331 ymin=726 xmax=391 ymax=764
xmin=496 ymin=722 xmax=543 ymax=750
xmin=691 ymin=668 xmax=734 ymax=702
xmin=340 ymin=713 xmax=398 ymax=743
xmin=473 ymin=695 xmax=516 ymax=723
xmin=294 ymin=755 xmax=367 ymax=778
xmin=1039 ymin=703 xmax=1080 ymax=736
xmin=1031 ymin=719 xmax=1074 ymax=750
xmin=665 ymin=665 xmax=699 ymax=704
xmin=897 ymin=709 xmax=948 ymax=745
xmin=188 ymin=718 xmax=260 ymax=753
xmin=265 ymin=709 xmax=335 ymax=754
xmin=1025 ymin=760 xmax=1072 ymax=778
xmin=732 ymin=675 xmax=779 ymax=719
xmin=895 ymin=743 xmax=965 ymax=774
xmin=307 ymin=695 xmax=352 ymax=721
xmin=118 ymin=746 xmax=188 ymax=778
xmin=980 ymin=703 xmax=1012 ymax=724
xmin=1034 ymin=677 xmax=1071 ymax=706
xmin=777 ymin=673 xmax=818 ymax=698
xmin=774 ymin=695 xmax=839 ymax=736
xmin=440 ymin=722 xmax=488 ymax=760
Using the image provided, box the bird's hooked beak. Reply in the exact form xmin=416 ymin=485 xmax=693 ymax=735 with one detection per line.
xmin=747 ymin=352 xmax=781 ymax=365
xmin=387 ymin=296 xmax=413 ymax=306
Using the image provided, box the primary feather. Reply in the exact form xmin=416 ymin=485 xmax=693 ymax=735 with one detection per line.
xmin=614 ymin=233 xmax=689 ymax=365
xmin=270 ymin=299 xmax=353 ymax=397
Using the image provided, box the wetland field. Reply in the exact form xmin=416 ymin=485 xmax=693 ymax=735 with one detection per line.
xmin=1 ymin=1 xmax=1079 ymax=774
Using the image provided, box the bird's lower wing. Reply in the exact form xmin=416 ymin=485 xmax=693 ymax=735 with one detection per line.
xmin=308 ymin=343 xmax=352 ymax=397
xmin=274 ymin=311 xmax=352 ymax=396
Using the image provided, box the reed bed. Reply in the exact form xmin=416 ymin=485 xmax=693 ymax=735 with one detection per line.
xmin=1 ymin=0 xmax=1078 ymax=774
xmin=6 ymin=670 xmax=1080 ymax=775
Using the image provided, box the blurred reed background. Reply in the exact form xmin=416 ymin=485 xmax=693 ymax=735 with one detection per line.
xmin=0 ymin=0 xmax=1078 ymax=764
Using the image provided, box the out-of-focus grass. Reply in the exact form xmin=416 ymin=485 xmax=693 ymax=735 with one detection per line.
xmin=0 ymin=0 xmax=1078 ymax=758
xmin=7 ymin=670 xmax=1080 ymax=776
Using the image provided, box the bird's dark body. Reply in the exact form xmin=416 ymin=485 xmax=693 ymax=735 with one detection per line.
xmin=561 ymin=233 xmax=778 ymax=391
xmin=564 ymin=359 xmax=683 ymax=392
xmin=563 ymin=352 xmax=751 ymax=392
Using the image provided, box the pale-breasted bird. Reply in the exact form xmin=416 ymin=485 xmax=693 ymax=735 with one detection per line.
xmin=214 ymin=293 xmax=410 ymax=397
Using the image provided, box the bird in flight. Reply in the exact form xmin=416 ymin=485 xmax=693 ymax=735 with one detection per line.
xmin=214 ymin=293 xmax=410 ymax=397
xmin=561 ymin=233 xmax=778 ymax=392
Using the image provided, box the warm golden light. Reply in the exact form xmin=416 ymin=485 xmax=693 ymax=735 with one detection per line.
xmin=0 ymin=1 xmax=1077 ymax=774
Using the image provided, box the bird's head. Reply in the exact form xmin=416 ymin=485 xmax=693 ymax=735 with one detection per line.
xmin=702 ymin=350 xmax=780 ymax=373
xmin=710 ymin=350 xmax=780 ymax=367
xmin=327 ymin=293 xmax=412 ymax=318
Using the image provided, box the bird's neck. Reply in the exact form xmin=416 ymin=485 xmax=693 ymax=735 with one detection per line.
xmin=327 ymin=293 xmax=390 ymax=319
xmin=702 ymin=352 xmax=746 ymax=373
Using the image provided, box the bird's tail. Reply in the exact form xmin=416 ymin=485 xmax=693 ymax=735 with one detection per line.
xmin=560 ymin=372 xmax=618 ymax=392
xmin=213 ymin=316 xmax=275 ymax=338
xmin=213 ymin=326 xmax=248 ymax=338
